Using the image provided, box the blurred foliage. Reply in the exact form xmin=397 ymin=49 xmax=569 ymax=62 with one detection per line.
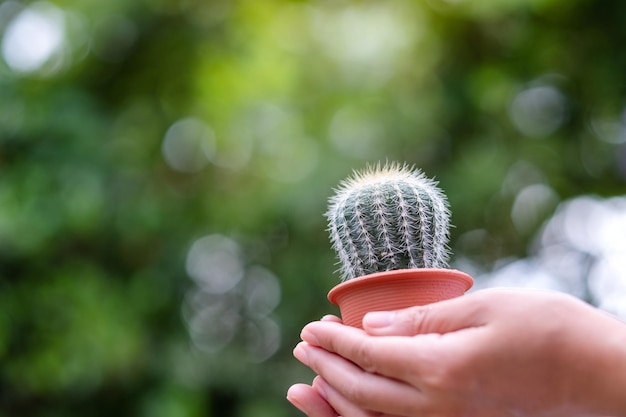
xmin=1 ymin=0 xmax=625 ymax=415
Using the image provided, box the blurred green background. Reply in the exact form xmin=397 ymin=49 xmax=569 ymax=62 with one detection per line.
xmin=1 ymin=0 xmax=626 ymax=415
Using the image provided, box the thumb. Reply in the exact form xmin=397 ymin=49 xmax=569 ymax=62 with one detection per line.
xmin=362 ymin=290 xmax=491 ymax=336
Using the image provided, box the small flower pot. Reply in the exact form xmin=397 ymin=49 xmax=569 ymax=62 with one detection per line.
xmin=327 ymin=269 xmax=474 ymax=328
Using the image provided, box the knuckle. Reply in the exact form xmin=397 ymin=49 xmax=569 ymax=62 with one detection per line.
xmin=353 ymin=338 xmax=377 ymax=373
xmin=423 ymin=367 xmax=453 ymax=392
xmin=421 ymin=360 xmax=464 ymax=394
xmin=343 ymin=377 xmax=371 ymax=405
xmin=405 ymin=305 xmax=431 ymax=334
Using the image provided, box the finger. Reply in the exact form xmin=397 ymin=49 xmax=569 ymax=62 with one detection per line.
xmin=313 ymin=377 xmax=409 ymax=417
xmin=363 ymin=290 xmax=493 ymax=336
xmin=299 ymin=321 xmax=428 ymax=380
xmin=320 ymin=315 xmax=342 ymax=323
xmin=313 ymin=377 xmax=369 ymax=417
xmin=287 ymin=383 xmax=338 ymax=417
xmin=294 ymin=342 xmax=426 ymax=416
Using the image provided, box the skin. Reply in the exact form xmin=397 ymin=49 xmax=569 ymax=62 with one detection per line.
xmin=287 ymin=289 xmax=626 ymax=417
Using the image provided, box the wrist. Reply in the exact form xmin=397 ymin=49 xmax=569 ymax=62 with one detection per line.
xmin=576 ymin=312 xmax=626 ymax=417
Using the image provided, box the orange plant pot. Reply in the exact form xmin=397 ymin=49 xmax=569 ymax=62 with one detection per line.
xmin=327 ymin=269 xmax=474 ymax=328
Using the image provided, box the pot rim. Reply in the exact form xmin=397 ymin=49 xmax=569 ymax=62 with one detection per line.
xmin=327 ymin=268 xmax=474 ymax=305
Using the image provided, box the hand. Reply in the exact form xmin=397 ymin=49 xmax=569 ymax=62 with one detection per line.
xmin=288 ymin=315 xmax=343 ymax=416
xmin=287 ymin=289 xmax=626 ymax=417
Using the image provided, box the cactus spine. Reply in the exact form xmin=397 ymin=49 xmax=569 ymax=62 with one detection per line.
xmin=326 ymin=162 xmax=451 ymax=281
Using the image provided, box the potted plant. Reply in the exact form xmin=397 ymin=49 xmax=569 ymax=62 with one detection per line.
xmin=325 ymin=162 xmax=473 ymax=328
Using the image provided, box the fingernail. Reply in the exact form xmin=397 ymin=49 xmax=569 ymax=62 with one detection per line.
xmin=300 ymin=327 xmax=320 ymax=346
xmin=286 ymin=395 xmax=307 ymax=415
xmin=363 ymin=311 xmax=394 ymax=328
xmin=293 ymin=342 xmax=309 ymax=366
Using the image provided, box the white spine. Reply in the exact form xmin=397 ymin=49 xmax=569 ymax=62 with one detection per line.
xmin=326 ymin=162 xmax=451 ymax=281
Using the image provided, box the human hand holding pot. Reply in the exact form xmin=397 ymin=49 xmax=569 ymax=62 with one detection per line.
xmin=287 ymin=289 xmax=626 ymax=417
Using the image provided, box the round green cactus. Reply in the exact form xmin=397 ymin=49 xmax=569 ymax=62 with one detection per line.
xmin=326 ymin=162 xmax=451 ymax=281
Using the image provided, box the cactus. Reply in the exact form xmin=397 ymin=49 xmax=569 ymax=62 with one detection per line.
xmin=326 ymin=162 xmax=451 ymax=281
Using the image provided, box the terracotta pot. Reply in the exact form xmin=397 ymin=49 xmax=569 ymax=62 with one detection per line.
xmin=327 ymin=269 xmax=474 ymax=328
